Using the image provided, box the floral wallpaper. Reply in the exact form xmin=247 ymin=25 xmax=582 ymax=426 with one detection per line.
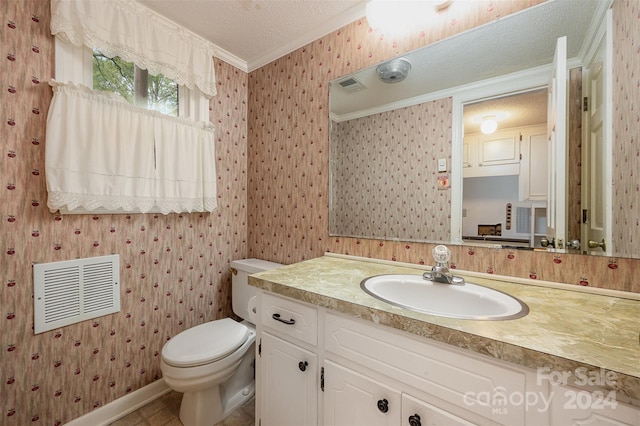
xmin=1 ymin=1 xmax=248 ymax=424
xmin=330 ymin=100 xmax=452 ymax=242
xmin=612 ymin=0 xmax=640 ymax=258
xmin=247 ymin=0 xmax=640 ymax=295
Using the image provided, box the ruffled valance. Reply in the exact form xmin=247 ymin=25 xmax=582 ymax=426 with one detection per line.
xmin=50 ymin=0 xmax=217 ymax=98
xmin=46 ymin=81 xmax=217 ymax=214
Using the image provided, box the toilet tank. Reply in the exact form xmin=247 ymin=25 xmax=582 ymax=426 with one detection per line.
xmin=230 ymin=258 xmax=283 ymax=323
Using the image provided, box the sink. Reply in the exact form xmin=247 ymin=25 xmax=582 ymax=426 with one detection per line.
xmin=361 ymin=274 xmax=529 ymax=320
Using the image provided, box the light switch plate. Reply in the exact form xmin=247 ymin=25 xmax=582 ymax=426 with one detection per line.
xmin=437 ymin=158 xmax=447 ymax=172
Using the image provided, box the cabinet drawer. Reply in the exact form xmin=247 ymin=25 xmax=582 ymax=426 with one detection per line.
xmin=261 ymin=292 xmax=317 ymax=346
xmin=325 ymin=313 xmax=526 ymax=425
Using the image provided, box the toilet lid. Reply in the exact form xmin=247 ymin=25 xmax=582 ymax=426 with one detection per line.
xmin=162 ymin=318 xmax=251 ymax=367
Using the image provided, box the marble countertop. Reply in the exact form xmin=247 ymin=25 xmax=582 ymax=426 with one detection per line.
xmin=248 ymin=254 xmax=640 ymax=406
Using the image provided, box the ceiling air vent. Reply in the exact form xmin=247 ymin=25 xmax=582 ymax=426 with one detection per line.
xmin=33 ymin=254 xmax=120 ymax=334
xmin=337 ymin=76 xmax=367 ymax=93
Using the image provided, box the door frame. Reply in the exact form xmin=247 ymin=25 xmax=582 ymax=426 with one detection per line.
xmin=451 ymin=68 xmax=553 ymax=244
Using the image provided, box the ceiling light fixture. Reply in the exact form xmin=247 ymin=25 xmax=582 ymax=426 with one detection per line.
xmin=480 ymin=116 xmax=498 ymax=135
xmin=376 ymin=58 xmax=412 ymax=84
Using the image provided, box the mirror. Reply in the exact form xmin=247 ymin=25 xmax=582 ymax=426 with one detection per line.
xmin=461 ymin=89 xmax=548 ymax=250
xmin=329 ymin=0 xmax=623 ymax=255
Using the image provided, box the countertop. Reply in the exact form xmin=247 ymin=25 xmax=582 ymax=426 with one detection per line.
xmin=248 ymin=254 xmax=640 ymax=406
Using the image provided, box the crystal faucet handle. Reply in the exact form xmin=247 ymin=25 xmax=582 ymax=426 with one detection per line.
xmin=432 ymin=245 xmax=451 ymax=264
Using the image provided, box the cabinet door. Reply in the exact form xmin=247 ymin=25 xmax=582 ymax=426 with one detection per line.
xmin=519 ymin=128 xmax=548 ymax=201
xmin=324 ymin=360 xmax=401 ymax=426
xmin=402 ymin=393 xmax=475 ymax=426
xmin=478 ymin=134 xmax=519 ymax=166
xmin=259 ymin=332 xmax=317 ymax=426
xmin=549 ymin=385 xmax=640 ymax=426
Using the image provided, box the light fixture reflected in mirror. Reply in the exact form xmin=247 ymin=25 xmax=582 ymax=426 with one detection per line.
xmin=480 ymin=116 xmax=498 ymax=135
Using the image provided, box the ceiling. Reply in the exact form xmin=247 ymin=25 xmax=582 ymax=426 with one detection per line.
xmin=135 ymin=0 xmax=368 ymax=72
xmin=328 ymin=0 xmax=606 ymax=133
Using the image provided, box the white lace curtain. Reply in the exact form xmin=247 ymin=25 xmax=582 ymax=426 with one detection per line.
xmin=50 ymin=0 xmax=217 ymax=98
xmin=46 ymin=81 xmax=217 ymax=214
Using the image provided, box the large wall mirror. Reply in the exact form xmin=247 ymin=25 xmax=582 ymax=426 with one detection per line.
xmin=328 ymin=0 xmax=627 ymax=257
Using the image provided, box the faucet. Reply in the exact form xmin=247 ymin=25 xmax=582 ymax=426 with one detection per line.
xmin=423 ymin=245 xmax=465 ymax=285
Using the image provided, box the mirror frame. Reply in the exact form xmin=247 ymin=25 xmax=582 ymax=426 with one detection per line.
xmin=328 ymin=0 xmax=621 ymax=257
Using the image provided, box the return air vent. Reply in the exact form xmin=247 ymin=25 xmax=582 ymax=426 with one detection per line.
xmin=33 ymin=255 xmax=120 ymax=334
xmin=337 ymin=76 xmax=367 ymax=93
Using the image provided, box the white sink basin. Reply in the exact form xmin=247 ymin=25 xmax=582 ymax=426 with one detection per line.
xmin=361 ymin=274 xmax=529 ymax=320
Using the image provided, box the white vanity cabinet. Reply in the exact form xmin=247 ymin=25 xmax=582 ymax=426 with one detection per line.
xmin=323 ymin=360 xmax=475 ymax=426
xmin=255 ymin=290 xmax=639 ymax=426
xmin=323 ymin=312 xmax=546 ymax=426
xmin=548 ymin=384 xmax=640 ymax=426
xmin=323 ymin=359 xmax=402 ymax=426
xmin=257 ymin=292 xmax=319 ymax=426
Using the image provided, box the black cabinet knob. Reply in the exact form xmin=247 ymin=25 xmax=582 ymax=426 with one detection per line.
xmin=377 ymin=398 xmax=389 ymax=413
xmin=298 ymin=361 xmax=308 ymax=372
xmin=408 ymin=413 xmax=421 ymax=426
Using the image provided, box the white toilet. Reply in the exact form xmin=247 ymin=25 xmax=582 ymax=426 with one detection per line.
xmin=160 ymin=258 xmax=283 ymax=426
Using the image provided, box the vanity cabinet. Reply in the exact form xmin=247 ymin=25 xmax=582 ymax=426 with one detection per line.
xmin=259 ymin=332 xmax=317 ymax=425
xmin=255 ymin=290 xmax=639 ymax=426
xmin=257 ymin=292 xmax=318 ymax=426
xmin=323 ymin=311 xmax=541 ymax=426
xmin=323 ymin=360 xmax=401 ymax=426
xmin=324 ymin=360 xmax=475 ymax=426
xmin=548 ymin=384 xmax=640 ymax=426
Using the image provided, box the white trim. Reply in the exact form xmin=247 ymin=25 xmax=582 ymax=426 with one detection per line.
xmin=603 ymin=9 xmax=613 ymax=252
xmin=213 ymin=48 xmax=249 ymax=73
xmin=331 ymin=63 xmax=557 ymax=123
xmin=450 ymin=66 xmax=554 ymax=244
xmin=66 ymin=379 xmax=170 ymax=426
xmin=246 ymin=2 xmax=367 ymax=72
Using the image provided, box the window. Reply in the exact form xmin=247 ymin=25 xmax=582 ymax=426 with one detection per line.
xmin=54 ymin=39 xmax=209 ymax=123
xmin=92 ymin=50 xmax=179 ymax=116
xmin=48 ymin=0 xmax=217 ymax=214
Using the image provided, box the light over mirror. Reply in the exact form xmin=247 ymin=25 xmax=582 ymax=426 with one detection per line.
xmin=328 ymin=0 xmax=627 ymax=257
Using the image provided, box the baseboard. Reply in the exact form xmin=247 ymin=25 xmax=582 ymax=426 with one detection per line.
xmin=66 ymin=379 xmax=171 ymax=426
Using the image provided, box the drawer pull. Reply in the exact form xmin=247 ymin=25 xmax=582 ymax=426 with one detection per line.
xmin=272 ymin=313 xmax=295 ymax=325
xmin=377 ymin=398 xmax=389 ymax=413
xmin=298 ymin=361 xmax=308 ymax=372
xmin=408 ymin=414 xmax=421 ymax=426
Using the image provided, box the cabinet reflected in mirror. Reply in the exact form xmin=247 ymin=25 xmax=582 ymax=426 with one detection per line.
xmin=461 ymin=89 xmax=549 ymax=250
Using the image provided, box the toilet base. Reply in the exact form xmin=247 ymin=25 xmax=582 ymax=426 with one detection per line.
xmin=179 ymin=382 xmax=255 ymax=426
xmin=176 ymin=342 xmax=256 ymax=426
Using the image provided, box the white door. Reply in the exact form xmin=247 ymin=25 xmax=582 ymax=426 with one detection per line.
xmin=259 ymin=332 xmax=318 ymax=426
xmin=323 ymin=360 xmax=401 ymax=426
xmin=581 ymin=11 xmax=612 ymax=254
xmin=546 ymin=36 xmax=568 ymax=248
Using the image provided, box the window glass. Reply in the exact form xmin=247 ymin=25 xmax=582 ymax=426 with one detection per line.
xmin=92 ymin=50 xmax=178 ymax=116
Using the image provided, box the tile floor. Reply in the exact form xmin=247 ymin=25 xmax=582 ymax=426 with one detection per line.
xmin=108 ymin=391 xmax=255 ymax=426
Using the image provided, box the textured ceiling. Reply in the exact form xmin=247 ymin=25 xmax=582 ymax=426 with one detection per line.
xmin=136 ymin=0 xmax=367 ymax=72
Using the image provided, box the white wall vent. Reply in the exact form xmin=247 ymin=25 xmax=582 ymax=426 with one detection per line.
xmin=33 ymin=254 xmax=120 ymax=334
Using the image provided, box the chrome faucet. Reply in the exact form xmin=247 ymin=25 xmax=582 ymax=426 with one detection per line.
xmin=422 ymin=245 xmax=465 ymax=285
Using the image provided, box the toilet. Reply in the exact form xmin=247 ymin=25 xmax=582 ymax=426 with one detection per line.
xmin=160 ymin=258 xmax=283 ymax=426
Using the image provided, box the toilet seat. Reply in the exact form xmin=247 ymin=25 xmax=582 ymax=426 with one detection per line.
xmin=162 ymin=318 xmax=250 ymax=367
